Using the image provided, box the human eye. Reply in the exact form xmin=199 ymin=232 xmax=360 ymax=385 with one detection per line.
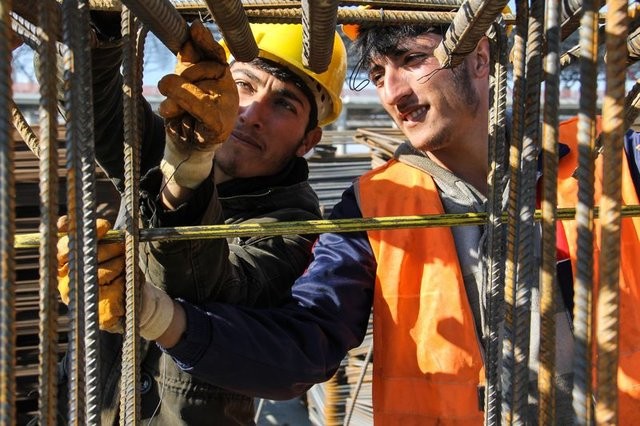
xmin=369 ymin=69 xmax=384 ymax=87
xmin=235 ymin=80 xmax=253 ymax=94
xmin=275 ymin=97 xmax=297 ymax=113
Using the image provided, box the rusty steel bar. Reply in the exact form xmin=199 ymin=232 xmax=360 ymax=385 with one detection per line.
xmin=119 ymin=0 xmax=188 ymax=54
xmin=501 ymin=0 xmax=528 ymax=420
xmin=485 ymin=21 xmax=508 ymax=426
xmin=248 ymin=7 xmax=458 ymax=25
xmin=433 ymin=0 xmax=510 ymax=69
xmin=9 ymin=99 xmax=40 ymax=158
xmin=539 ymin=0 xmax=561 ymax=420
xmin=301 ymin=0 xmax=339 ymax=73
xmin=595 ymin=0 xmax=628 ymax=423
xmin=203 ymin=0 xmax=258 ymax=62
xmin=0 ymin=0 xmax=17 ymax=422
xmin=560 ymin=0 xmax=582 ymax=41
xmin=572 ymin=0 xmax=600 ymax=423
xmin=119 ymin=8 xmax=145 ymax=424
xmin=36 ymin=0 xmax=61 ymax=423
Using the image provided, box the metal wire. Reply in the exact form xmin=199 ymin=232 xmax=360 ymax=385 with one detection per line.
xmin=538 ymin=0 xmax=561 ymax=419
xmin=484 ymin=21 xmax=508 ymax=426
xmin=595 ymin=1 xmax=628 ymax=423
xmin=433 ymin=0 xmax=509 ymax=68
xmin=36 ymin=0 xmax=61 ymax=423
xmin=119 ymin=8 xmax=144 ymax=424
xmin=0 ymin=0 xmax=17 ymax=423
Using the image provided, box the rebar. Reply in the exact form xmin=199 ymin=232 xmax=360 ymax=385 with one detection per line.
xmin=595 ymin=0 xmax=628 ymax=423
xmin=501 ymin=0 xmax=527 ymax=423
xmin=572 ymin=0 xmax=600 ymax=423
xmin=119 ymin=0 xmax=188 ymax=54
xmin=15 ymin=206 xmax=640 ymax=250
xmin=539 ymin=0 xmax=561 ymax=420
xmin=119 ymin=8 xmax=144 ymax=424
xmin=204 ymin=0 xmax=258 ymax=62
xmin=9 ymin=99 xmax=40 ymax=158
xmin=0 ymin=0 xmax=17 ymax=423
xmin=484 ymin=21 xmax=508 ymax=426
xmin=433 ymin=0 xmax=510 ymax=68
xmin=301 ymin=0 xmax=339 ymax=73
xmin=36 ymin=0 xmax=61 ymax=423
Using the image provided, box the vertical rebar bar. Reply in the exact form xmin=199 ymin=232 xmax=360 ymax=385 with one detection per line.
xmin=501 ymin=0 xmax=528 ymax=423
xmin=539 ymin=0 xmax=561 ymax=420
xmin=595 ymin=0 xmax=628 ymax=423
xmin=301 ymin=0 xmax=339 ymax=73
xmin=204 ymin=0 xmax=258 ymax=62
xmin=485 ymin=21 xmax=508 ymax=426
xmin=0 ymin=0 xmax=16 ymax=423
xmin=119 ymin=8 xmax=144 ymax=424
xmin=36 ymin=0 xmax=61 ymax=423
xmin=119 ymin=0 xmax=188 ymax=54
xmin=572 ymin=0 xmax=600 ymax=423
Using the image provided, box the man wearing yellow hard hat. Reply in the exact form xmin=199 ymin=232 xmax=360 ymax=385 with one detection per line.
xmin=54 ymin=13 xmax=347 ymax=424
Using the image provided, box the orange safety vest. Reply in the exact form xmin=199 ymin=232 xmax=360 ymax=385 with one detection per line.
xmin=557 ymin=116 xmax=640 ymax=424
xmin=358 ymin=159 xmax=485 ymax=425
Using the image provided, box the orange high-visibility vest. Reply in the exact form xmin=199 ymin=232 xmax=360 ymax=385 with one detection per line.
xmin=557 ymin=116 xmax=640 ymax=424
xmin=358 ymin=159 xmax=485 ymax=425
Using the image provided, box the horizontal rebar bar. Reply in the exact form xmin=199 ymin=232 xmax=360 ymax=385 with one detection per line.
xmin=13 ymin=205 xmax=640 ymax=249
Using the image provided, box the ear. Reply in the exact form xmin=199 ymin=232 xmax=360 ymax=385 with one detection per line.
xmin=296 ymin=127 xmax=323 ymax=157
xmin=470 ymin=36 xmax=491 ymax=79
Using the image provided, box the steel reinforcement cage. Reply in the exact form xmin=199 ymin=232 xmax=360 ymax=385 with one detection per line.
xmin=2 ymin=0 xmax=640 ymax=424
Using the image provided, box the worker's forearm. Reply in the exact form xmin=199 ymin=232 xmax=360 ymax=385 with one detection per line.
xmin=161 ymin=177 xmax=196 ymax=210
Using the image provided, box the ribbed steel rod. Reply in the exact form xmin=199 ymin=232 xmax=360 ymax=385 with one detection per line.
xmin=14 ymin=206 xmax=640 ymax=249
xmin=484 ymin=21 xmax=508 ymax=426
xmin=433 ymin=0 xmax=510 ymax=68
xmin=9 ymin=98 xmax=40 ymax=158
xmin=119 ymin=0 xmax=188 ymax=54
xmin=0 ymin=0 xmax=17 ymax=423
xmin=560 ymin=0 xmax=582 ymax=41
xmin=501 ymin=0 xmax=527 ymax=422
xmin=301 ymin=0 xmax=339 ymax=73
xmin=119 ymin=8 xmax=144 ymax=424
xmin=595 ymin=0 xmax=628 ymax=423
xmin=572 ymin=0 xmax=600 ymax=423
xmin=36 ymin=0 xmax=61 ymax=423
xmin=204 ymin=0 xmax=258 ymax=62
xmin=539 ymin=0 xmax=561 ymax=420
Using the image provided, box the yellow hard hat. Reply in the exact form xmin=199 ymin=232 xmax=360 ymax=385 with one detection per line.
xmin=221 ymin=23 xmax=347 ymax=127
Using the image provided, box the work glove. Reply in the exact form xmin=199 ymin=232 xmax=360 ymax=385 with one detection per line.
xmin=57 ymin=215 xmax=125 ymax=333
xmin=157 ymin=20 xmax=239 ymax=189
xmin=56 ymin=216 xmax=175 ymax=340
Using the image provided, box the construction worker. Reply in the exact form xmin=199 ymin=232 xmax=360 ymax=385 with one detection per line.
xmin=55 ymin=15 xmax=347 ymax=425
xmin=89 ymin=20 xmax=640 ymax=425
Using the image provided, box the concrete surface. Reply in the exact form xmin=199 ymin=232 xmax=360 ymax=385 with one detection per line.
xmin=255 ymin=396 xmax=311 ymax=426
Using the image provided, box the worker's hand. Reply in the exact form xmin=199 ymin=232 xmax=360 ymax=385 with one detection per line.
xmin=157 ymin=20 xmax=239 ymax=189
xmin=57 ymin=215 xmax=126 ymax=333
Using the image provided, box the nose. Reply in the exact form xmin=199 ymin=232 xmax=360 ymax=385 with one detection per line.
xmin=380 ymin=67 xmax=411 ymax=106
xmin=237 ymin=99 xmax=266 ymax=129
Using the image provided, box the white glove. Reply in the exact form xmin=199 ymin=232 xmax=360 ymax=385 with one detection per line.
xmin=140 ymin=281 xmax=175 ymax=341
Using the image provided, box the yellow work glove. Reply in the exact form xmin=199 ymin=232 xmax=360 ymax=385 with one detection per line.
xmin=56 ymin=217 xmax=175 ymax=340
xmin=157 ymin=19 xmax=239 ymax=189
xmin=57 ymin=215 xmax=125 ymax=333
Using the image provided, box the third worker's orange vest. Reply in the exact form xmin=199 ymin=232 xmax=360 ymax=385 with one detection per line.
xmin=557 ymin=116 xmax=640 ymax=424
xmin=358 ymin=159 xmax=485 ymax=425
